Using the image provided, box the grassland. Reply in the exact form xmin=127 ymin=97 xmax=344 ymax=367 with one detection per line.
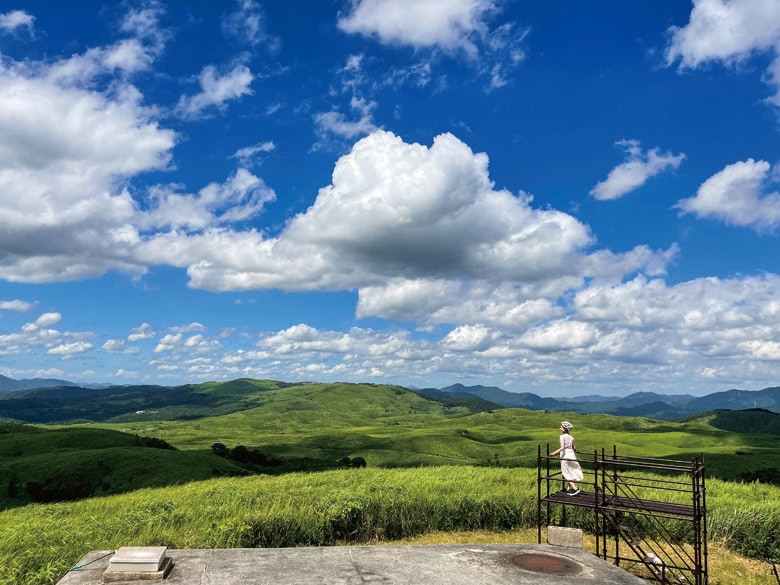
xmin=2 ymin=380 xmax=779 ymax=584
xmin=0 ymin=467 xmax=778 ymax=585
xmin=70 ymin=382 xmax=780 ymax=483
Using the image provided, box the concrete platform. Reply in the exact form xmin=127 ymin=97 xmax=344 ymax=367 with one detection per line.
xmin=57 ymin=544 xmax=649 ymax=584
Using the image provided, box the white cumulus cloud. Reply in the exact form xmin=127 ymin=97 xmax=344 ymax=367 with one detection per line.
xmin=676 ymin=159 xmax=780 ymax=231
xmin=337 ymin=0 xmax=529 ymax=90
xmin=0 ymin=318 xmax=61 ymax=355
xmin=442 ymin=324 xmax=497 ymax=351
xmin=338 ymin=0 xmax=495 ymax=56
xmin=128 ymin=323 xmax=156 ymax=342
xmin=148 ymin=130 xmax=669 ymax=294
xmin=0 ymin=50 xmax=175 ymax=283
xmin=0 ymin=299 xmax=34 ymax=312
xmin=47 ymin=341 xmax=92 ymax=356
xmin=139 ymin=169 xmax=276 ymax=231
xmin=666 ymin=0 xmax=780 ymax=106
xmin=36 ymin=313 xmax=62 ymax=327
xmin=169 ymin=322 xmax=208 ymax=333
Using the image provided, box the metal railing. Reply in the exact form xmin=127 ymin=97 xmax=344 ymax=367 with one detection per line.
xmin=537 ymin=445 xmax=707 ymax=585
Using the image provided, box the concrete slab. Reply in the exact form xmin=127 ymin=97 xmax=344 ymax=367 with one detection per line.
xmin=547 ymin=526 xmax=584 ymax=549
xmin=57 ymin=544 xmax=649 ymax=585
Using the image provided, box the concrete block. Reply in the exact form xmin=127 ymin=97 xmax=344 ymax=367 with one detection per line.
xmin=547 ymin=526 xmax=583 ymax=548
xmin=103 ymin=557 xmax=173 ymax=581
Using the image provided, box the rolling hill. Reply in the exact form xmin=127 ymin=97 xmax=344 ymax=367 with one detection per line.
xmin=24 ymin=380 xmax=772 ymax=486
xmin=679 ymin=408 xmax=780 ymax=435
xmin=0 ymin=422 xmax=252 ymax=510
xmin=1 ymin=379 xmax=778 ymax=482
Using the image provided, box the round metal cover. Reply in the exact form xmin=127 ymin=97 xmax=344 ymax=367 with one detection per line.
xmin=511 ymin=553 xmax=582 ymax=576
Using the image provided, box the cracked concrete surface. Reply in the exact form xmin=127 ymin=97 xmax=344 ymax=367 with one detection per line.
xmin=57 ymin=544 xmax=649 ymax=584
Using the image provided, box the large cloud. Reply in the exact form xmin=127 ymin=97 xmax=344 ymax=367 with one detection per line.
xmin=10 ymin=270 xmax=780 ymax=391
xmin=0 ymin=43 xmax=276 ymax=283
xmin=0 ymin=63 xmax=175 ymax=282
xmin=168 ymin=272 xmax=780 ymax=389
xmin=1 ymin=38 xmax=668 ymax=300
xmin=152 ymin=131 xmax=670 ymax=294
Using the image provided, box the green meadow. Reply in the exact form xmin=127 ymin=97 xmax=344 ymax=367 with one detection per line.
xmin=1 ymin=380 xmax=779 ymax=585
xmin=1 ymin=467 xmax=778 ymax=585
xmin=78 ymin=381 xmax=780 ymax=482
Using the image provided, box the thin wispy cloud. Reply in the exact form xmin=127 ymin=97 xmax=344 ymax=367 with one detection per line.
xmin=0 ymin=10 xmax=34 ymax=34
xmin=0 ymin=300 xmax=35 ymax=312
xmin=222 ymin=0 xmax=280 ymax=52
xmin=590 ymin=140 xmax=685 ymax=201
xmin=232 ymin=141 xmax=276 ymax=166
xmin=176 ymin=64 xmax=254 ymax=118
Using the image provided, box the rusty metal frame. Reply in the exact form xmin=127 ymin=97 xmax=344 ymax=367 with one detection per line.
xmin=537 ymin=445 xmax=708 ymax=585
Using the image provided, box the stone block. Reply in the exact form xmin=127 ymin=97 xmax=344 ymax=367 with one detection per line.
xmin=547 ymin=526 xmax=583 ymax=549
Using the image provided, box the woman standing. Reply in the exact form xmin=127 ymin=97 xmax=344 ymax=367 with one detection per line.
xmin=549 ymin=421 xmax=583 ymax=495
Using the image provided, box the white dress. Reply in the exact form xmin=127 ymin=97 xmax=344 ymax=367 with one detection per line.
xmin=560 ymin=433 xmax=583 ymax=482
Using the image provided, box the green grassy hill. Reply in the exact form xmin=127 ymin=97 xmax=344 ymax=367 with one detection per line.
xmin=0 ymin=423 xmax=249 ymax=509
xmin=679 ymin=408 xmax=780 ymax=435
xmin=74 ymin=382 xmax=780 ymax=483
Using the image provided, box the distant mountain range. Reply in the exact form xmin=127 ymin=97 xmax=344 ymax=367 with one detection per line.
xmin=0 ymin=374 xmax=109 ymax=393
xmin=417 ymin=383 xmax=780 ymax=419
xmin=0 ymin=374 xmax=79 ymax=393
xmin=1 ymin=374 xmax=778 ymax=421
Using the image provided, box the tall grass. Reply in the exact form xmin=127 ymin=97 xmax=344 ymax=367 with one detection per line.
xmin=0 ymin=466 xmax=777 ymax=585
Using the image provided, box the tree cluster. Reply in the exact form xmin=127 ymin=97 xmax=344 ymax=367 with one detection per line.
xmin=211 ymin=443 xmax=282 ymax=466
xmin=338 ymin=456 xmax=367 ymax=468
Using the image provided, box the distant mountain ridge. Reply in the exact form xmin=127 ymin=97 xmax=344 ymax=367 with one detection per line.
xmin=419 ymin=384 xmax=780 ymax=419
xmin=0 ymin=374 xmax=79 ymax=393
xmin=1 ymin=374 xmax=778 ymax=421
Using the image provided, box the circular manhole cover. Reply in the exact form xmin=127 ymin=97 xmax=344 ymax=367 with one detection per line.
xmin=511 ymin=553 xmax=582 ymax=576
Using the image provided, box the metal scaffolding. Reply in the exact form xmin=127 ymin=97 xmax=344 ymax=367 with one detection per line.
xmin=537 ymin=445 xmax=708 ymax=585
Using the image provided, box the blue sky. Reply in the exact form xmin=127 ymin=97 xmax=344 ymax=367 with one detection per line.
xmin=0 ymin=0 xmax=779 ymax=396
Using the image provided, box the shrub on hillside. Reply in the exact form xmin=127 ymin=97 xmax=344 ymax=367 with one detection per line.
xmin=25 ymin=475 xmax=93 ymax=503
xmin=211 ymin=443 xmax=282 ymax=466
xmin=338 ymin=456 xmax=367 ymax=468
xmin=739 ymin=467 xmax=780 ymax=485
xmin=211 ymin=443 xmax=229 ymax=457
